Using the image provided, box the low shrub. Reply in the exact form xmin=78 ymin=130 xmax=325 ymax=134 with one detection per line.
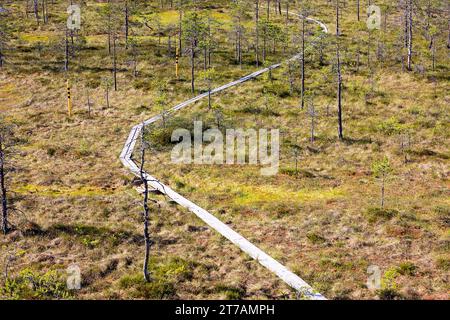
xmin=0 ymin=269 xmax=72 ymax=300
xmin=119 ymin=257 xmax=196 ymax=299
xmin=397 ymin=262 xmax=417 ymax=276
xmin=434 ymin=206 xmax=450 ymax=227
xmin=214 ymin=284 xmax=245 ymax=300
xmin=366 ymin=207 xmax=399 ymax=223
xmin=306 ymin=232 xmax=326 ymax=244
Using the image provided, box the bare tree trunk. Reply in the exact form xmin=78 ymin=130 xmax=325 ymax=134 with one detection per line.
xmin=25 ymin=0 xmax=30 ymax=18
xmin=286 ymin=1 xmax=289 ymax=22
xmin=288 ymin=61 xmax=294 ymax=94
xmin=42 ymin=0 xmax=47 ymax=24
xmin=337 ymin=45 xmax=343 ymax=140
xmin=140 ymin=124 xmax=151 ymax=283
xmin=178 ymin=0 xmax=182 ymax=56
xmin=238 ymin=17 xmax=242 ymax=68
xmin=404 ymin=0 xmax=408 ymax=48
xmin=107 ymin=0 xmax=111 ymax=55
xmin=448 ymin=1 xmax=450 ymax=49
xmin=64 ymin=28 xmax=69 ymax=71
xmin=208 ymin=83 xmax=212 ymax=109
xmin=255 ymin=0 xmax=260 ymax=66
xmin=336 ymin=0 xmax=343 ymax=140
xmin=190 ymin=41 xmax=195 ymax=93
xmin=113 ymin=35 xmax=118 ymax=91
xmin=33 ymin=0 xmax=40 ymax=25
xmin=70 ymin=29 xmax=75 ymax=57
xmin=0 ymin=136 xmax=8 ymax=235
xmin=133 ymin=47 xmax=138 ymax=77
xmin=125 ymin=0 xmax=129 ymax=49
xmin=300 ymin=17 xmax=305 ymax=109
xmin=357 ymin=0 xmax=360 ymax=21
xmin=207 ymin=17 xmax=211 ymax=69
xmin=262 ymin=23 xmax=267 ymax=62
xmin=356 ymin=48 xmax=360 ymax=72
xmin=407 ymin=0 xmax=413 ymax=71
xmin=336 ymin=0 xmax=340 ymax=36
xmin=86 ymin=89 xmax=91 ymax=118
xmin=106 ymin=84 xmax=110 ymax=108
xmin=381 ymin=175 xmax=385 ymax=208
xmin=431 ymin=41 xmax=435 ymax=71
xmin=309 ymin=102 xmax=315 ymax=144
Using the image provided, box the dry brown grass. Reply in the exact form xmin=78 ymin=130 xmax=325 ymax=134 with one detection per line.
xmin=0 ymin=0 xmax=448 ymax=300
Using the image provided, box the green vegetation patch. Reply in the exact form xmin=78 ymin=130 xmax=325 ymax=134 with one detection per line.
xmin=434 ymin=206 xmax=450 ymax=227
xmin=119 ymin=257 xmax=196 ymax=299
xmin=214 ymin=284 xmax=246 ymax=300
xmin=306 ymin=232 xmax=327 ymax=245
xmin=0 ymin=268 xmax=72 ymax=300
xmin=365 ymin=207 xmax=399 ymax=223
xmin=396 ymin=262 xmax=417 ymax=276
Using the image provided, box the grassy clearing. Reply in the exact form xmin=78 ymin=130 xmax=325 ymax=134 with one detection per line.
xmin=0 ymin=0 xmax=448 ymax=300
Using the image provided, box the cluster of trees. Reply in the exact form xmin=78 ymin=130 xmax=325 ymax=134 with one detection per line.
xmin=26 ymin=0 xmax=50 ymax=25
xmin=2 ymin=1 xmax=445 ymax=130
xmin=1 ymin=1 xmax=447 ymax=82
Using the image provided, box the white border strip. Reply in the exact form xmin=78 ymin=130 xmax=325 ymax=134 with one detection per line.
xmin=120 ymin=12 xmax=328 ymax=300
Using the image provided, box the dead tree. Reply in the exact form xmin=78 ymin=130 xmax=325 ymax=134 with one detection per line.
xmin=408 ymin=0 xmax=413 ymax=71
xmin=124 ymin=0 xmax=129 ymax=49
xmin=42 ymin=0 xmax=48 ymax=24
xmin=129 ymin=38 xmax=139 ymax=77
xmin=232 ymin=2 xmax=244 ymax=67
xmin=286 ymin=1 xmax=289 ymax=22
xmin=33 ymin=0 xmax=39 ymax=25
xmin=106 ymin=83 xmax=110 ymax=108
xmin=300 ymin=15 xmax=306 ymax=109
xmin=112 ymin=34 xmax=118 ymax=91
xmin=287 ymin=60 xmax=294 ymax=94
xmin=336 ymin=0 xmax=343 ymax=140
xmin=178 ymin=0 xmax=183 ymax=56
xmin=86 ymin=89 xmax=92 ymax=118
xmin=102 ymin=78 xmax=112 ymax=109
xmin=0 ymin=122 xmax=12 ymax=235
xmin=1 ymin=137 xmax=8 ymax=235
xmin=357 ymin=0 xmax=360 ymax=21
xmin=64 ymin=28 xmax=69 ymax=71
xmin=255 ymin=0 xmax=260 ymax=66
xmin=308 ymin=99 xmax=317 ymax=144
xmin=447 ymin=2 xmax=450 ymax=49
xmin=140 ymin=123 xmax=151 ymax=282
xmin=404 ymin=0 xmax=413 ymax=71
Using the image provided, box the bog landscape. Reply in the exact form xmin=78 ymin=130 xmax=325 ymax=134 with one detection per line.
xmin=0 ymin=0 xmax=448 ymax=300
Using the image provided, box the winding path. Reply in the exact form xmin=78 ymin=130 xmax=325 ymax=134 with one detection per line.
xmin=120 ymin=12 xmax=328 ymax=300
